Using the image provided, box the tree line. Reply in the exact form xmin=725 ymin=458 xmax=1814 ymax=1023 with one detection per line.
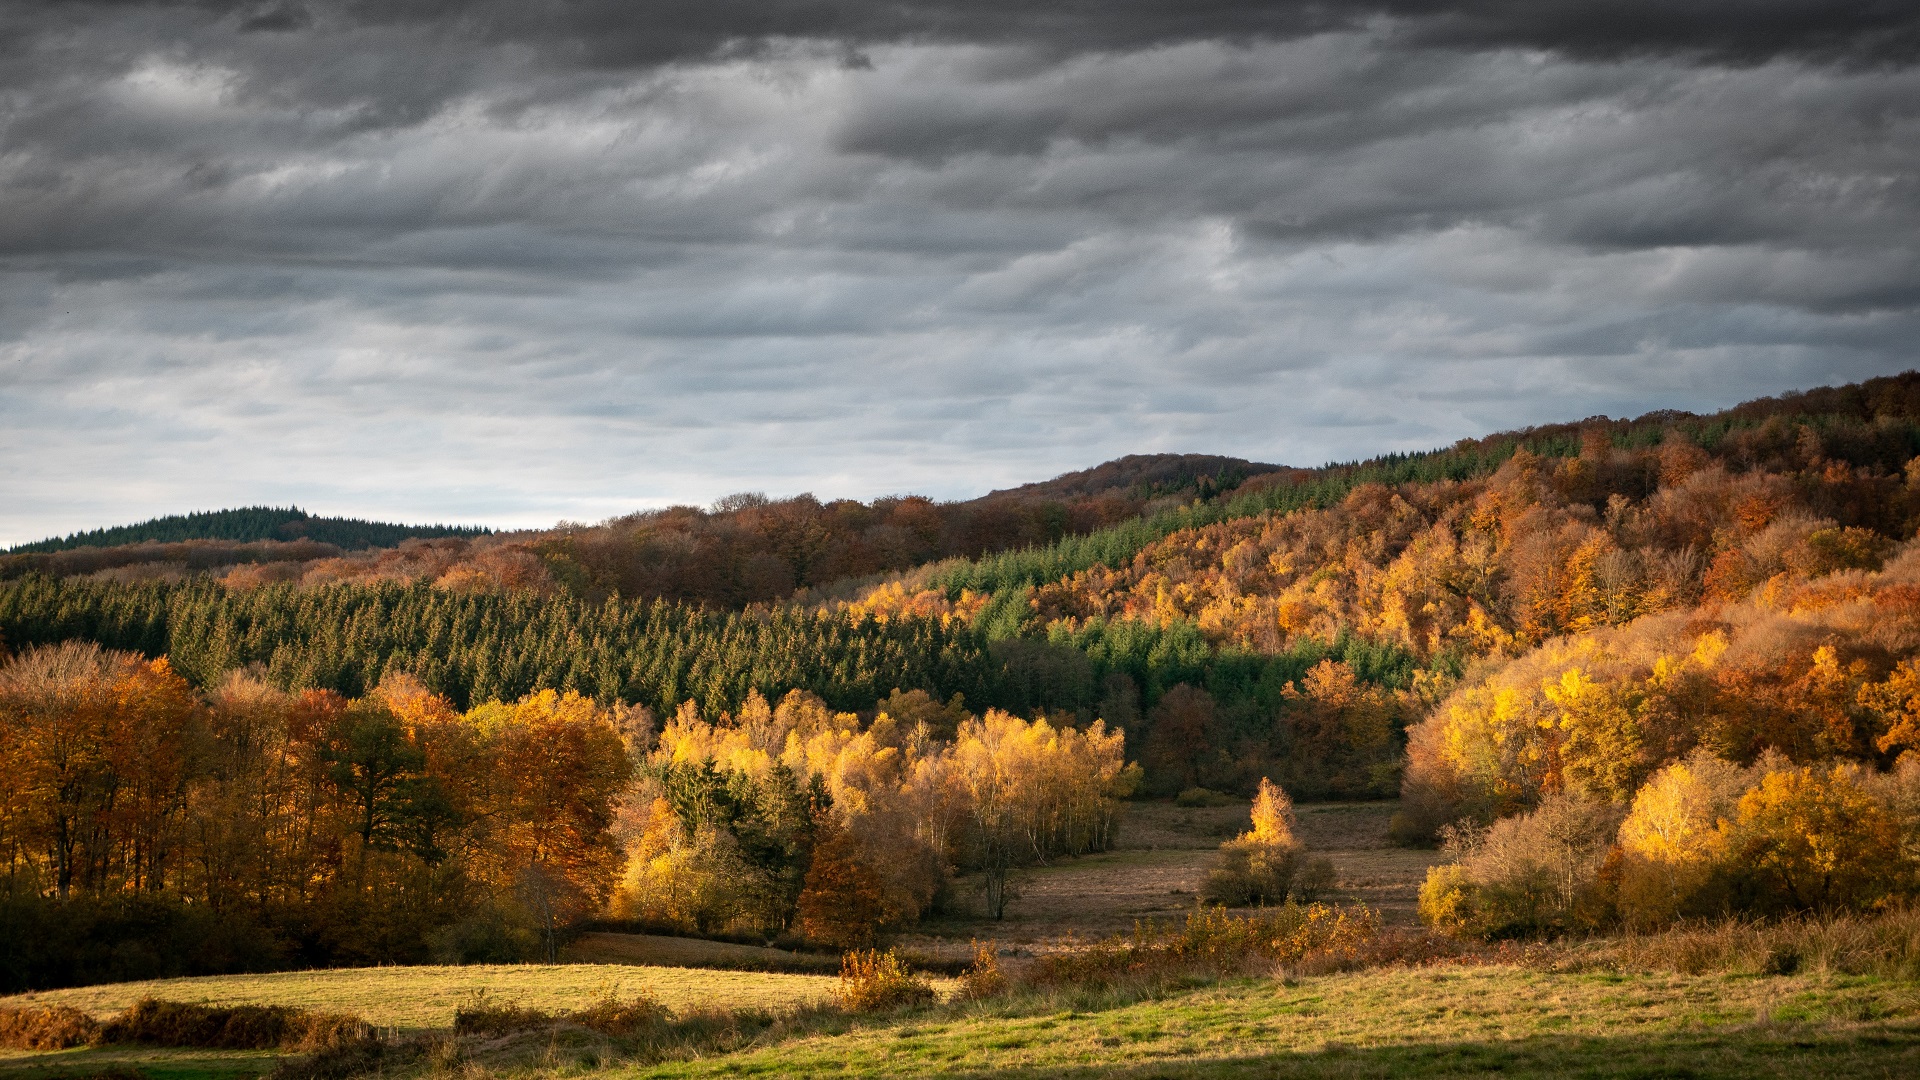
xmin=0 ymin=643 xmax=634 ymax=990
xmin=8 ymin=506 xmax=490 ymax=555
xmin=0 ymin=640 xmax=1133 ymax=991
xmin=0 ymin=574 xmax=1424 ymax=798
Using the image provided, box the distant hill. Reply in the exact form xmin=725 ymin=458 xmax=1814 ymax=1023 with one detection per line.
xmin=981 ymin=454 xmax=1283 ymax=502
xmin=8 ymin=506 xmax=491 ymax=554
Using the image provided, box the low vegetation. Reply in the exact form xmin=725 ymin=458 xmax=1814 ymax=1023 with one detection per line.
xmin=5 ymin=965 xmax=834 ymax=1029
xmin=0 ymin=998 xmax=366 ymax=1052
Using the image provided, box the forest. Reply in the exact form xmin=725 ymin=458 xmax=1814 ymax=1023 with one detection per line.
xmin=6 ymin=372 xmax=1920 ymax=994
xmin=6 ymin=507 xmax=492 ymax=555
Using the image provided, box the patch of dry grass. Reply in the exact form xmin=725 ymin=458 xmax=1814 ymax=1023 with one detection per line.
xmin=561 ymin=933 xmax=839 ymax=974
xmin=1 ymin=965 xmax=834 ymax=1031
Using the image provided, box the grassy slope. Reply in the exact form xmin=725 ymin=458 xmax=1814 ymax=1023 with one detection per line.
xmin=635 ymin=967 xmax=1920 ymax=1079
xmin=2 ymin=964 xmax=835 ymax=1029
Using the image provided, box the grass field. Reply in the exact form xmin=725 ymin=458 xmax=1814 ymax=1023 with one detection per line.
xmin=14 ymin=963 xmax=1915 ymax=1079
xmin=2 ymin=963 xmax=836 ymax=1030
xmin=632 ymin=966 xmax=1920 ymax=1079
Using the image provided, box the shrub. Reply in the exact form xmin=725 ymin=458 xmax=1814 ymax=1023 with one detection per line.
xmin=1418 ymin=791 xmax=1620 ymax=938
xmin=566 ymin=992 xmax=673 ymax=1037
xmin=451 ymin=994 xmax=555 ymax=1038
xmin=96 ymin=999 xmax=367 ymax=1051
xmin=0 ymin=1004 xmax=101 ymax=1050
xmin=1203 ymin=839 xmax=1301 ymax=906
xmin=1417 ymin=863 xmax=1476 ymax=934
xmin=1293 ymin=857 xmax=1337 ymax=902
xmin=1202 ymin=778 xmax=1306 ymax=905
xmin=0 ymin=893 xmax=286 ymax=994
xmin=1175 ymin=788 xmax=1238 ymax=808
xmin=426 ymin=899 xmax=542 ymax=964
xmin=283 ymin=1013 xmax=373 ymax=1053
xmin=1026 ymin=904 xmax=1380 ymax=989
xmin=268 ymin=1036 xmax=426 ymax=1080
xmin=833 ymin=949 xmax=934 ymax=1012
xmin=956 ymin=941 xmax=1008 ymax=1000
xmin=1600 ymin=907 xmax=1920 ymax=979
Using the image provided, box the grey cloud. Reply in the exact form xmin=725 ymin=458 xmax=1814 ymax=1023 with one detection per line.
xmin=2 ymin=4 xmax=1918 ymax=545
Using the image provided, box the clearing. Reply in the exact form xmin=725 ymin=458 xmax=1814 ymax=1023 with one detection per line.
xmin=906 ymin=799 xmax=1440 ymax=952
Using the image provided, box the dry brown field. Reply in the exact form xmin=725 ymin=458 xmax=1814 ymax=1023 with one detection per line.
xmin=900 ymin=798 xmax=1441 ymax=958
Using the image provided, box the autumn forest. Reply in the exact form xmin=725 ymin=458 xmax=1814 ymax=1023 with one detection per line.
xmin=7 ymin=373 xmax=1920 ymax=1013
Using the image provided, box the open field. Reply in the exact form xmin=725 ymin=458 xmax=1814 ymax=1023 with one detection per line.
xmin=633 ymin=967 xmax=1920 ymax=1079
xmin=7 ymin=964 xmax=1920 ymax=1080
xmin=908 ymin=799 xmax=1440 ymax=951
xmin=1 ymin=964 xmax=836 ymax=1030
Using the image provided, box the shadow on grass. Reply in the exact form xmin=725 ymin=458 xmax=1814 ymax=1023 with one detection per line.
xmin=907 ymin=1022 xmax=1920 ymax=1080
xmin=0 ymin=1045 xmax=274 ymax=1080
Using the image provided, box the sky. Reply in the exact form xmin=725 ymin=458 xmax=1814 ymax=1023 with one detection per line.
xmin=3 ymin=2 xmax=1918 ymax=546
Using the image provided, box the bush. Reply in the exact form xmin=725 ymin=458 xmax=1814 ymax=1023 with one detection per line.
xmin=451 ymin=995 xmax=555 ymax=1038
xmin=1294 ymin=857 xmax=1337 ymax=902
xmin=427 ymin=899 xmax=542 ymax=965
xmin=1202 ymin=778 xmax=1307 ymax=906
xmin=1203 ymin=838 xmax=1301 ymax=906
xmin=0 ymin=1004 xmax=101 ymax=1050
xmin=566 ymin=992 xmax=673 ymax=1037
xmin=268 ymin=1036 xmax=426 ymax=1080
xmin=1614 ymin=753 xmax=1749 ymax=927
xmin=1026 ymin=904 xmax=1380 ymax=990
xmin=98 ymin=999 xmax=368 ymax=1051
xmin=1418 ymin=792 xmax=1620 ymax=938
xmin=1175 ymin=787 xmax=1238 ymax=808
xmin=451 ymin=989 xmax=676 ymax=1040
xmin=833 ymin=949 xmax=934 ymax=1012
xmin=956 ymin=941 xmax=1008 ymax=1000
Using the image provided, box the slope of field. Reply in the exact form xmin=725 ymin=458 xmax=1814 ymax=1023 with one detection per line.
xmin=634 ymin=967 xmax=1920 ymax=1079
xmin=1 ymin=964 xmax=835 ymax=1030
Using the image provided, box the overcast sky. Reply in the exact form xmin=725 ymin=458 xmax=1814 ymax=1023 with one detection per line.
xmin=2 ymin=2 xmax=1917 ymax=545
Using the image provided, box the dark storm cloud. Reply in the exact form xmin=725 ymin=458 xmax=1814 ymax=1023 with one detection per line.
xmin=1 ymin=1 xmax=1916 ymax=544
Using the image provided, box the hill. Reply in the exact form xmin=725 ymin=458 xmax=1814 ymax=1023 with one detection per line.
xmin=7 ymin=506 xmax=490 ymax=554
xmin=980 ymin=453 xmax=1282 ymax=501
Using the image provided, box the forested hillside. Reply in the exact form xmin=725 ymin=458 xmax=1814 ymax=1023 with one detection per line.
xmin=7 ymin=506 xmax=490 ymax=554
xmin=6 ymin=375 xmax=1919 ymax=797
xmin=7 ymin=373 xmax=1920 ymax=974
xmin=0 ymin=455 xmax=1273 ymax=606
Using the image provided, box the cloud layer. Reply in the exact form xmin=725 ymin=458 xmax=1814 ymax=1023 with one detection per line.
xmin=2 ymin=2 xmax=1916 ymax=544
